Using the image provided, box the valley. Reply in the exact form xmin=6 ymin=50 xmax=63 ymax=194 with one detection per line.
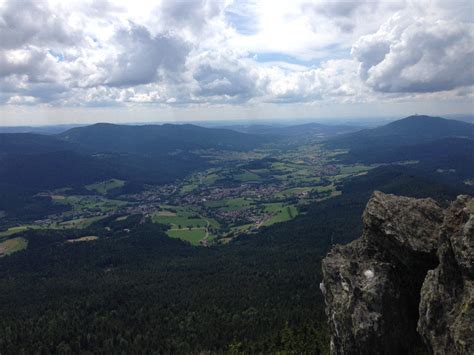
xmin=1 ymin=115 xmax=472 ymax=250
xmin=2 ymin=2 xmax=473 ymax=352
xmin=0 ymin=115 xmax=472 ymax=353
xmin=0 ymin=142 xmax=376 ymax=247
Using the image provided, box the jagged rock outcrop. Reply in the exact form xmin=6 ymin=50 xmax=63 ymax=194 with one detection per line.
xmin=418 ymin=195 xmax=474 ymax=354
xmin=321 ymin=191 xmax=473 ymax=354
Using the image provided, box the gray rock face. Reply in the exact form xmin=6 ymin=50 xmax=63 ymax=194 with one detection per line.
xmin=321 ymin=191 xmax=473 ymax=355
xmin=418 ymin=195 xmax=474 ymax=354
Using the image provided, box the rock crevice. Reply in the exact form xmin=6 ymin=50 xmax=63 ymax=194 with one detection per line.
xmin=321 ymin=191 xmax=473 ymax=354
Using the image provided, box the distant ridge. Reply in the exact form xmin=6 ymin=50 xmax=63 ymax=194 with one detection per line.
xmin=328 ymin=115 xmax=473 ymax=148
xmin=378 ymin=115 xmax=473 ymax=138
xmin=327 ymin=115 xmax=474 ymax=166
xmin=221 ymin=122 xmax=360 ymax=136
xmin=58 ymin=123 xmax=271 ymax=154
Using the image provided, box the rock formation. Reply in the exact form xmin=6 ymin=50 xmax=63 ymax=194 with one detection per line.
xmin=418 ymin=195 xmax=474 ymax=354
xmin=321 ymin=191 xmax=473 ymax=354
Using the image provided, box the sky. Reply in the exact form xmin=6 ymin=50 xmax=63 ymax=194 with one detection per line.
xmin=0 ymin=0 xmax=473 ymax=125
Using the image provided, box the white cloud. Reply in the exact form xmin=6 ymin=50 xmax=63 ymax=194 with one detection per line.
xmin=0 ymin=0 xmax=78 ymax=49
xmin=104 ymin=23 xmax=190 ymax=87
xmin=0 ymin=0 xmax=472 ymax=123
xmin=353 ymin=12 xmax=474 ymax=93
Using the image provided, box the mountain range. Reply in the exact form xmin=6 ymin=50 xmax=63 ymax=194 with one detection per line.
xmin=0 ymin=115 xmax=472 ymax=223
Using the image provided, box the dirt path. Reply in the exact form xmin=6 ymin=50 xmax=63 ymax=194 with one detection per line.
xmin=200 ymin=220 xmax=211 ymax=246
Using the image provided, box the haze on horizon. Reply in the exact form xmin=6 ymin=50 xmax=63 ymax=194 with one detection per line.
xmin=0 ymin=0 xmax=473 ymax=126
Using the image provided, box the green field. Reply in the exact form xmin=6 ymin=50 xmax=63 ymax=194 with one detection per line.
xmin=205 ymin=198 xmax=254 ymax=212
xmin=55 ymin=216 xmax=107 ymax=229
xmin=275 ymin=186 xmax=315 ymax=198
xmin=314 ymin=184 xmax=336 ymax=193
xmin=0 ymin=225 xmax=38 ymax=238
xmin=167 ymin=228 xmax=207 ymax=245
xmin=53 ymin=195 xmax=127 ymax=213
xmin=338 ymin=164 xmax=374 ymax=175
xmin=202 ymin=173 xmax=219 ymax=185
xmin=180 ymin=181 xmax=199 ymax=194
xmin=66 ymin=236 xmax=99 ymax=243
xmin=0 ymin=237 xmax=28 ymax=257
xmin=221 ymin=198 xmax=254 ymax=211
xmin=263 ymin=203 xmax=298 ymax=226
xmin=85 ymin=179 xmax=125 ymax=195
xmin=0 ymin=215 xmax=109 ymax=240
xmin=0 ymin=226 xmax=29 ymax=238
xmin=230 ymin=223 xmax=255 ymax=234
xmin=152 ymin=207 xmax=217 ymax=229
xmin=233 ymin=171 xmax=261 ymax=182
xmin=203 ymin=200 xmax=228 ymax=208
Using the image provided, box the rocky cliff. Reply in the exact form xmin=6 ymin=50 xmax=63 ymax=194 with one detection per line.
xmin=321 ymin=191 xmax=473 ymax=354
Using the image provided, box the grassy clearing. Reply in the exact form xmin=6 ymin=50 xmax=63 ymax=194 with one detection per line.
xmin=204 ymin=197 xmax=254 ymax=213
xmin=338 ymin=164 xmax=373 ymax=175
xmin=167 ymin=228 xmax=206 ymax=245
xmin=221 ymin=198 xmax=254 ymax=211
xmin=0 ymin=216 xmax=107 ymax=240
xmin=152 ymin=207 xmax=212 ymax=229
xmin=248 ymin=168 xmax=271 ymax=175
xmin=180 ymin=181 xmax=199 ymax=194
xmin=180 ymin=170 xmax=221 ymax=194
xmin=154 ymin=215 xmax=208 ymax=228
xmin=202 ymin=173 xmax=219 ymax=185
xmin=233 ymin=171 xmax=261 ymax=182
xmin=275 ymin=187 xmax=315 ymax=198
xmin=314 ymin=184 xmax=336 ymax=193
xmin=0 ymin=237 xmax=28 ymax=257
xmin=0 ymin=226 xmax=29 ymax=238
xmin=230 ymin=223 xmax=255 ymax=234
xmin=55 ymin=216 xmax=106 ymax=229
xmin=85 ymin=179 xmax=125 ymax=195
xmin=66 ymin=236 xmax=99 ymax=243
xmin=204 ymin=200 xmax=227 ymax=208
xmin=263 ymin=203 xmax=298 ymax=226
xmin=53 ymin=195 xmax=127 ymax=213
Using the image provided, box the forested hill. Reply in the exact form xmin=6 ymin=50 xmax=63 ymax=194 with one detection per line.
xmin=0 ymin=133 xmax=75 ymax=154
xmin=327 ymin=115 xmax=474 ymax=165
xmin=58 ymin=123 xmax=272 ymax=153
xmin=0 ymin=124 xmax=274 ymax=222
xmin=0 ymin=164 xmax=469 ymax=353
xmin=329 ymin=115 xmax=473 ymax=148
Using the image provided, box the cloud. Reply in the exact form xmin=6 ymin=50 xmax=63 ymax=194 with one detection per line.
xmin=304 ymin=0 xmax=378 ymax=32
xmin=0 ymin=0 xmax=472 ymax=117
xmin=190 ymin=51 xmax=261 ymax=102
xmin=353 ymin=13 xmax=474 ymax=93
xmin=0 ymin=0 xmax=77 ymax=49
xmin=158 ymin=0 xmax=223 ymax=32
xmin=105 ymin=23 xmax=190 ymax=87
xmin=263 ymin=59 xmax=365 ymax=103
